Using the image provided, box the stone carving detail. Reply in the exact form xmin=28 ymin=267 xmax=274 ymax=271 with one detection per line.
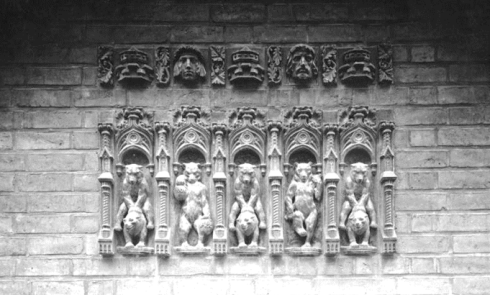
xmin=115 ymin=47 xmax=154 ymax=86
xmin=155 ymin=47 xmax=171 ymax=86
xmin=338 ymin=46 xmax=376 ymax=85
xmin=173 ymin=46 xmax=206 ymax=85
xmin=378 ymin=44 xmax=394 ymax=85
xmin=97 ymin=123 xmax=115 ymax=255
xmin=286 ymin=44 xmax=318 ymax=84
xmin=210 ymin=46 xmax=226 ymax=86
xmin=97 ymin=46 xmax=114 ymax=87
xmin=267 ymin=46 xmax=282 ymax=85
xmin=174 ymin=162 xmax=214 ymax=250
xmin=321 ymin=46 xmax=337 ymax=85
xmin=323 ymin=125 xmax=340 ymax=255
xmin=228 ymin=47 xmax=264 ymax=85
xmin=212 ymin=124 xmax=228 ymax=255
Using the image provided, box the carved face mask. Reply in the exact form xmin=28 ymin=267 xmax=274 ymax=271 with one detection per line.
xmin=291 ymin=50 xmax=315 ymax=80
xmin=174 ymin=53 xmax=205 ymax=82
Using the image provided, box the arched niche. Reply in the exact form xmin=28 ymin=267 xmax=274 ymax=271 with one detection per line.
xmin=343 ymin=147 xmax=371 ymax=166
xmin=233 ymin=148 xmax=261 ymax=165
xmin=178 ymin=147 xmax=206 ymax=164
xmin=121 ymin=149 xmax=150 ymax=166
xmin=288 ymin=148 xmax=317 ymax=166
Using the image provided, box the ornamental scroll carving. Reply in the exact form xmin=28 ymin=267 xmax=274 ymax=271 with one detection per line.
xmin=97 ymin=105 xmax=397 ymax=256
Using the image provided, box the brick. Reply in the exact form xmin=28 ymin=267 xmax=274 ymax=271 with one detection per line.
xmin=0 ymin=67 xmax=25 ymax=85
xmin=0 ymin=216 xmax=13 ymax=234
xmin=256 ymin=277 xmax=313 ymax=295
xmin=213 ymin=89 xmax=268 ymax=107
xmin=32 ymin=282 xmax=84 ymax=295
xmin=354 ymin=256 xmax=379 ymax=275
xmin=308 ymin=25 xmax=361 ymax=42
xmin=17 ymin=173 xmax=72 ymax=192
xmin=26 ymin=24 xmax=83 ymax=44
xmin=449 ymin=107 xmax=484 ymax=124
xmin=171 ymin=26 xmax=223 ymax=43
xmin=411 ymin=258 xmax=436 ymax=274
xmin=396 ymin=192 xmax=447 ymax=211
xmin=0 ymin=91 xmax=10 ymax=107
xmin=0 ymin=195 xmax=26 ymax=212
xmin=0 ymin=174 xmax=14 ymax=192
xmin=126 ymin=257 xmax=157 ymax=276
xmin=317 ymin=256 xmax=354 ymax=276
xmin=154 ymin=4 xmax=209 ymax=22
xmin=118 ymin=280 xmax=167 ymax=295
xmin=84 ymin=194 xmax=99 ymax=213
xmin=27 ymin=237 xmax=83 ymax=255
xmin=0 ymin=281 xmax=30 ymax=295
xmin=73 ymin=131 xmax=99 ymax=150
xmin=435 ymin=213 xmax=490 ymax=232
xmin=439 ymin=127 xmax=490 ymax=146
xmin=27 ymin=154 xmax=84 ymax=171
xmin=16 ymin=258 xmax=71 ymax=276
xmin=393 ymin=129 xmax=408 ymax=149
xmin=0 ymin=132 xmax=13 ymax=149
xmin=26 ymin=67 xmax=82 ymax=85
xmin=411 ymin=214 xmax=433 ymax=232
xmin=227 ymin=256 xmax=269 ymax=276
xmin=396 ymin=212 xmax=411 ymax=233
xmin=408 ymin=86 xmax=437 ymax=105
xmin=453 ymin=277 xmax=490 ymax=295
xmin=73 ymin=174 xmax=99 ymax=192
xmin=86 ymin=25 xmax=171 ymax=44
xmin=450 ymin=149 xmax=490 ymax=167
xmin=363 ymin=25 xmax=390 ymax=42
xmin=408 ymin=172 xmax=437 ymax=189
xmin=397 ymin=151 xmax=447 ymax=168
xmin=0 ymin=239 xmax=26 ymax=256
xmin=447 ymin=193 xmax=490 ymax=210
xmin=268 ymin=5 xmax=293 ymax=22
xmin=75 ymin=89 xmax=126 ymax=107
xmin=396 ymin=278 xmax=450 ymax=294
xmin=439 ymin=170 xmax=490 ymax=189
xmin=438 ymin=86 xmax=474 ymax=104
xmin=395 ymin=66 xmax=447 ymax=83
xmin=453 ymin=234 xmax=490 ymax=253
xmin=223 ymin=26 xmax=253 ymax=43
xmin=0 ymin=259 xmax=15 ymax=276
xmin=87 ymin=281 xmax=114 ymax=295
xmin=397 ymin=235 xmax=449 ymax=253
xmin=72 ymin=215 xmax=99 ymax=233
xmin=449 ymin=64 xmax=490 ymax=82
xmin=254 ymin=25 xmax=307 ymax=43
xmin=16 ymin=132 xmax=70 ymax=150
xmin=25 ymin=111 xmax=83 ymax=129
xmin=0 ymin=154 xmax=25 ymax=171
xmin=440 ymin=256 xmax=490 ymax=274
xmin=315 ymin=278 xmax=396 ymax=295
xmin=410 ymin=129 xmax=436 ymax=146
xmin=393 ymin=46 xmax=409 ymax=62
xmin=15 ymin=215 xmax=70 ymax=233
xmin=475 ymin=86 xmax=490 ymax=103
xmin=392 ymin=22 xmax=443 ymax=41
xmin=211 ymin=4 xmax=265 ymax=23
xmin=28 ymin=194 xmax=84 ymax=212
xmin=84 ymin=152 xmax=99 ymax=172
xmin=12 ymin=89 xmax=76 ymax=107
xmin=395 ymin=107 xmax=447 ymax=125
xmin=82 ymin=67 xmax=97 ymax=86
xmin=411 ymin=46 xmax=435 ymax=62
xmin=372 ymin=87 xmax=409 ymax=105
xmin=382 ymin=256 xmax=409 ymax=274
xmin=73 ymin=258 xmax=127 ymax=276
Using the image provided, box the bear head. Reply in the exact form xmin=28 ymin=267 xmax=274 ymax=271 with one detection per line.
xmin=350 ymin=162 xmax=369 ymax=184
xmin=238 ymin=163 xmax=256 ymax=185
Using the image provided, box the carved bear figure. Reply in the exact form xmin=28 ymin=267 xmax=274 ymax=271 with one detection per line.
xmin=347 ymin=207 xmax=370 ymax=246
xmin=174 ymin=162 xmax=213 ymax=248
xmin=115 ymin=164 xmax=154 ymax=232
xmin=229 ymin=163 xmax=266 ymax=235
xmin=285 ymin=162 xmax=322 ymax=247
xmin=235 ymin=205 xmax=259 ymax=248
xmin=339 ymin=162 xmax=377 ymax=246
xmin=123 ymin=205 xmax=147 ymax=247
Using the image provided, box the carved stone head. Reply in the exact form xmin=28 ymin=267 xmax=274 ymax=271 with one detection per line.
xmin=286 ymin=44 xmax=318 ymax=83
xmin=183 ymin=162 xmax=202 ymax=184
xmin=173 ymin=47 xmax=206 ymax=84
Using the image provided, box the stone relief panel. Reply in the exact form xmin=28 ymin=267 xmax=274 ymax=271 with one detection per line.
xmin=97 ymin=45 xmax=114 ymax=87
xmin=227 ymin=47 xmax=264 ymax=86
xmin=173 ymin=46 xmax=206 ymax=85
xmin=115 ymin=47 xmax=154 ymax=87
xmin=378 ymin=43 xmax=394 ymax=85
xmin=267 ymin=46 xmax=283 ymax=85
xmin=286 ymin=44 xmax=319 ymax=85
xmin=97 ymin=105 xmax=397 ymax=257
xmin=338 ymin=46 xmax=376 ymax=86
xmin=155 ymin=47 xmax=171 ymax=87
xmin=210 ymin=46 xmax=226 ymax=86
xmin=321 ymin=45 xmax=337 ymax=86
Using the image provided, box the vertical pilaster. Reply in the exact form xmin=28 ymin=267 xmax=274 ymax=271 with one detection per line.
xmin=268 ymin=121 xmax=284 ymax=255
xmin=379 ymin=121 xmax=397 ymax=254
xmin=155 ymin=122 xmax=171 ymax=256
xmin=212 ymin=124 xmax=228 ymax=255
xmin=323 ymin=124 xmax=340 ymax=255
xmin=98 ymin=123 xmax=114 ymax=256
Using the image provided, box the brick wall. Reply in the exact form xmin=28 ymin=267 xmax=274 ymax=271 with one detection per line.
xmin=0 ymin=1 xmax=489 ymax=294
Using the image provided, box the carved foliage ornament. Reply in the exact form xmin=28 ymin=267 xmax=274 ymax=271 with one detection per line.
xmin=267 ymin=46 xmax=282 ymax=85
xmin=378 ymin=43 xmax=394 ymax=85
xmin=321 ymin=46 xmax=337 ymax=85
xmin=97 ymin=46 xmax=114 ymax=87
xmin=210 ymin=46 xmax=226 ymax=86
xmin=155 ymin=47 xmax=171 ymax=86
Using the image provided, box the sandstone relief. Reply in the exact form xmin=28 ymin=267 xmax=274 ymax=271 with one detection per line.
xmin=338 ymin=46 xmax=376 ymax=86
xmin=228 ymin=47 xmax=264 ymax=86
xmin=210 ymin=46 xmax=226 ymax=86
xmin=115 ymin=47 xmax=154 ymax=87
xmin=97 ymin=45 xmax=114 ymax=87
xmin=267 ymin=46 xmax=282 ymax=85
xmin=286 ymin=44 xmax=318 ymax=85
xmin=321 ymin=45 xmax=337 ymax=86
xmin=155 ymin=46 xmax=171 ymax=87
xmin=173 ymin=46 xmax=206 ymax=85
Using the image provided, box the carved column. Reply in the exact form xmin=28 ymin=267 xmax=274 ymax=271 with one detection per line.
xmin=155 ymin=122 xmax=171 ymax=256
xmin=97 ymin=123 xmax=114 ymax=255
xmin=212 ymin=124 xmax=228 ymax=255
xmin=323 ymin=125 xmax=340 ymax=255
xmin=379 ymin=121 xmax=397 ymax=253
xmin=268 ymin=121 xmax=284 ymax=255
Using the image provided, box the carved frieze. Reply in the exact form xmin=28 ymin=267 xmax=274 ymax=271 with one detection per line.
xmin=286 ymin=44 xmax=319 ymax=84
xmin=321 ymin=46 xmax=337 ymax=86
xmin=378 ymin=44 xmax=394 ymax=85
xmin=210 ymin=46 xmax=226 ymax=86
xmin=267 ymin=46 xmax=282 ymax=85
xmin=115 ymin=47 xmax=154 ymax=86
xmin=97 ymin=46 xmax=114 ymax=87
xmin=155 ymin=47 xmax=171 ymax=87
xmin=227 ymin=47 xmax=264 ymax=85
xmin=338 ymin=47 xmax=376 ymax=85
xmin=173 ymin=46 xmax=206 ymax=85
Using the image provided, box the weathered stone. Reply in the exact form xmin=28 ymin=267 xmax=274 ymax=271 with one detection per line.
xmin=410 ymin=129 xmax=437 ymax=147
xmin=16 ymin=132 xmax=70 ymax=150
xmin=27 ymin=237 xmax=83 ymax=255
xmin=397 ymin=151 xmax=447 ymax=168
xmin=395 ymin=66 xmax=447 ymax=83
xmin=0 ymin=239 xmax=26 ymax=256
xmin=15 ymin=215 xmax=70 ymax=233
xmin=411 ymin=46 xmax=435 ymax=62
xmin=397 ymin=235 xmax=449 ymax=253
xmin=449 ymin=64 xmax=490 ymax=82
xmin=16 ymin=258 xmax=71 ymax=276
xmin=32 ymin=282 xmax=84 ymax=295
xmin=27 ymin=195 xmax=84 ymax=213
xmin=211 ymin=4 xmax=265 ymax=23
xmin=26 ymin=67 xmax=82 ymax=85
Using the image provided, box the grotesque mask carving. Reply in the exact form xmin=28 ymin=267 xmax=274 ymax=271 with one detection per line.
xmin=173 ymin=47 xmax=206 ymax=84
xmin=286 ymin=44 xmax=318 ymax=83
